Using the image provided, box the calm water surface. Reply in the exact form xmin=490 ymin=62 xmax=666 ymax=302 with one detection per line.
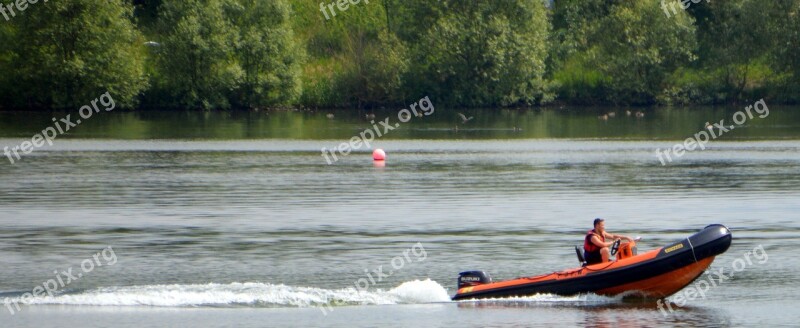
xmin=0 ymin=108 xmax=798 ymax=327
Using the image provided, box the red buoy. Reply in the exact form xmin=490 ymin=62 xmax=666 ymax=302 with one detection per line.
xmin=373 ymin=148 xmax=386 ymax=161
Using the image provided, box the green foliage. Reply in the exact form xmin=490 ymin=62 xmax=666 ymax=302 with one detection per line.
xmin=766 ymin=0 xmax=800 ymax=103
xmin=230 ymin=0 xmax=302 ymax=108
xmin=549 ymin=0 xmax=618 ymax=66
xmin=293 ymin=0 xmax=387 ymax=58
xmin=3 ymin=0 xmax=800 ymax=109
xmin=591 ymin=0 xmax=697 ymax=105
xmin=151 ymin=0 xmax=302 ymax=110
xmin=0 ymin=0 xmax=147 ymax=109
xmin=154 ymin=0 xmax=242 ymax=110
xmin=293 ymin=0 xmax=401 ymax=107
xmin=0 ymin=24 xmax=15 ymax=108
xmin=333 ymin=30 xmax=409 ymax=107
xmin=552 ymin=54 xmax=610 ymax=104
xmin=386 ymin=0 xmax=446 ymax=43
xmin=295 ymin=0 xmax=552 ymax=108
xmin=408 ymin=0 xmax=551 ymax=107
xmin=297 ymin=58 xmax=343 ymax=108
xmin=692 ymin=0 xmax=772 ymax=102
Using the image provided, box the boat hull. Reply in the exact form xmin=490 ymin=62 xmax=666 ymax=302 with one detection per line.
xmin=452 ymin=224 xmax=732 ymax=300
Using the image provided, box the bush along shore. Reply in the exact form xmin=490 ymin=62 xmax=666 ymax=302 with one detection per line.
xmin=1 ymin=0 xmax=799 ymax=111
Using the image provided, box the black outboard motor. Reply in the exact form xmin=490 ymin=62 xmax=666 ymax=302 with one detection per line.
xmin=458 ymin=271 xmax=492 ymax=289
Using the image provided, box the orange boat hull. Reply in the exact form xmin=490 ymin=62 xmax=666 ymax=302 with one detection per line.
xmin=595 ymin=256 xmax=715 ymax=297
xmin=453 ymin=225 xmax=732 ymax=301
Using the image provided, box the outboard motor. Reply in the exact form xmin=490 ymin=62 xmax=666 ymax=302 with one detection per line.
xmin=458 ymin=271 xmax=492 ymax=289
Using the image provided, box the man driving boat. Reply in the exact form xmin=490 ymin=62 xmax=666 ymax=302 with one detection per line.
xmin=584 ymin=218 xmax=633 ymax=264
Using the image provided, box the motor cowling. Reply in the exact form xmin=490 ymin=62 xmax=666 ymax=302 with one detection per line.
xmin=458 ymin=271 xmax=492 ymax=289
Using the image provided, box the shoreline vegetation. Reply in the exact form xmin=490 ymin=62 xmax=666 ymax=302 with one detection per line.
xmin=1 ymin=0 xmax=799 ymax=112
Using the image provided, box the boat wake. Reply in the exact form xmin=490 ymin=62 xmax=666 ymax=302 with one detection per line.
xmin=4 ymin=279 xmax=621 ymax=309
xmin=5 ymin=279 xmax=451 ymax=308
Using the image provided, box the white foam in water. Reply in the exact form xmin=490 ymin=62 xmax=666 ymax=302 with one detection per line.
xmin=10 ymin=279 xmax=615 ymax=308
xmin=386 ymin=279 xmax=452 ymax=303
xmin=456 ymin=293 xmax=620 ymax=305
xmin=12 ymin=279 xmax=451 ymax=308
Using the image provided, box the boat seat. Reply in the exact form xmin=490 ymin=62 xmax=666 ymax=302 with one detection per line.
xmin=575 ymin=245 xmax=587 ymax=266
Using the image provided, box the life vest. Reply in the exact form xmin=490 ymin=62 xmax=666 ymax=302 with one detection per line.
xmin=584 ymin=229 xmax=605 ymax=253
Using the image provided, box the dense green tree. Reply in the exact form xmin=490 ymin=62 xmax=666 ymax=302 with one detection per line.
xmin=229 ymin=0 xmax=302 ymax=108
xmin=1 ymin=0 xmax=147 ymax=109
xmin=693 ymin=0 xmax=773 ymax=102
xmin=407 ymin=0 xmax=551 ymax=107
xmin=293 ymin=0 xmax=386 ymax=59
xmin=549 ymin=0 xmax=618 ymax=64
xmin=3 ymin=0 xmax=800 ymax=109
xmin=548 ymin=0 xmax=620 ymax=104
xmin=293 ymin=0 xmax=408 ymax=107
xmin=550 ymin=0 xmax=697 ymax=105
xmin=132 ymin=0 xmax=163 ymax=28
xmin=767 ymin=0 xmax=800 ymax=102
xmin=591 ymin=0 xmax=697 ymax=104
xmin=334 ymin=30 xmax=409 ymax=107
xmin=0 ymin=24 xmax=14 ymax=108
xmin=154 ymin=0 xmax=242 ymax=109
xmin=385 ymin=0 xmax=445 ymax=43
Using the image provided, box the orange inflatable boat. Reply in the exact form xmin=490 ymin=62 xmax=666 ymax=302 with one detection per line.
xmin=452 ymin=224 xmax=732 ymax=301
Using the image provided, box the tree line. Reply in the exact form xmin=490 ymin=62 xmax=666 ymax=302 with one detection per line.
xmin=0 ymin=0 xmax=798 ymax=110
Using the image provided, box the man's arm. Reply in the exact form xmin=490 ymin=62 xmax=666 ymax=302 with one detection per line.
xmin=604 ymin=231 xmax=632 ymax=241
xmin=591 ymin=235 xmax=613 ymax=248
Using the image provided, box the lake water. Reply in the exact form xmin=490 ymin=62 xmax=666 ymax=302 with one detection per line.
xmin=0 ymin=107 xmax=798 ymax=327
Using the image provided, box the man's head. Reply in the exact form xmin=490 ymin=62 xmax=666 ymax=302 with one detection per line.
xmin=593 ymin=218 xmax=605 ymax=233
